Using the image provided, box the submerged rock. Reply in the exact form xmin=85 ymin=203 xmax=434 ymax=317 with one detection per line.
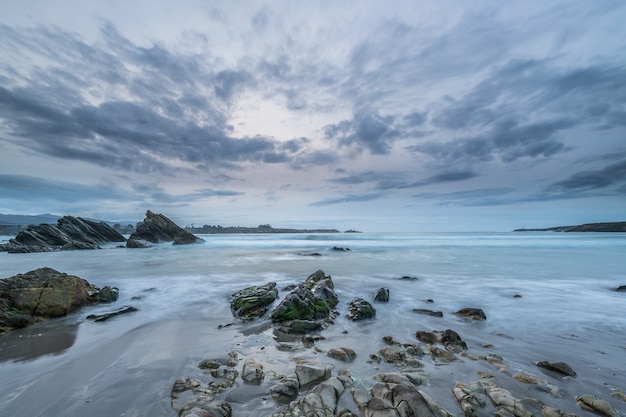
xmin=86 ymin=306 xmax=137 ymax=322
xmin=0 ymin=267 xmax=119 ymax=333
xmin=613 ymin=285 xmax=626 ymax=292
xmin=455 ymin=307 xmax=487 ymax=320
xmin=1 ymin=216 xmax=126 ymax=253
xmin=413 ymin=308 xmax=443 ymax=317
xmin=127 ymin=210 xmax=204 ymax=247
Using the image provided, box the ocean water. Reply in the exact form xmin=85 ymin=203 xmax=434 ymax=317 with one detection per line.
xmin=0 ymin=232 xmax=625 ymax=416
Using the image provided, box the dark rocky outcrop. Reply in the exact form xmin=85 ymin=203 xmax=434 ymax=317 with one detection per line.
xmin=1 ymin=267 xmax=119 ymax=333
xmin=126 ymin=210 xmax=204 ymax=247
xmin=230 ymin=282 xmax=278 ymax=321
xmin=271 ymin=270 xmax=338 ymax=333
xmin=0 ymin=216 xmax=126 ymax=253
xmin=347 ymin=297 xmax=376 ymax=320
xmin=613 ymin=285 xmax=626 ymax=292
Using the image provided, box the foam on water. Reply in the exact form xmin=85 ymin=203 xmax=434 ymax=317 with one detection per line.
xmin=1 ymin=232 xmax=625 ymax=416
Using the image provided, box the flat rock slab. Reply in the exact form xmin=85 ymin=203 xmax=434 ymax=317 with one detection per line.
xmin=87 ymin=306 xmax=138 ymax=322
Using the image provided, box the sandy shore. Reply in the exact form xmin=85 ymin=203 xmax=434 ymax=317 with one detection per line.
xmin=1 ymin=294 xmax=624 ymax=417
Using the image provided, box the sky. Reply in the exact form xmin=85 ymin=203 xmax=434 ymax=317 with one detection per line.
xmin=0 ymin=1 xmax=625 ymax=232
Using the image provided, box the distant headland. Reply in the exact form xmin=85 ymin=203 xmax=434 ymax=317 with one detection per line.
xmin=514 ymin=221 xmax=626 ymax=232
xmin=184 ymin=224 xmax=342 ymax=234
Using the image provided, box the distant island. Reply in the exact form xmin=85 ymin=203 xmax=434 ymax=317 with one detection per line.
xmin=514 ymin=221 xmax=626 ymax=232
xmin=0 ymin=214 xmax=349 ymax=236
xmin=185 ymin=224 xmax=341 ymax=234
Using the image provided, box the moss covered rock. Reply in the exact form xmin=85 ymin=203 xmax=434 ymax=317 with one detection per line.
xmin=230 ymin=282 xmax=278 ymax=321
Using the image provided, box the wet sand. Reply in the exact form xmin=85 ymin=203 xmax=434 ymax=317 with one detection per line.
xmin=1 ymin=297 xmax=624 ymax=417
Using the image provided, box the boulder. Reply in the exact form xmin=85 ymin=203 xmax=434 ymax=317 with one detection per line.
xmin=294 ymin=359 xmax=332 ymax=387
xmin=347 ymin=297 xmax=376 ymax=320
xmin=327 ymin=347 xmax=357 ymax=362
xmin=1 ymin=216 xmax=126 ymax=253
xmin=271 ymin=270 xmax=338 ymax=331
xmin=1 ymin=267 xmax=119 ymax=333
xmin=230 ymin=282 xmax=278 ymax=321
xmin=269 ymin=376 xmax=300 ymax=403
xmin=127 ymin=210 xmax=204 ymax=247
xmin=241 ymin=358 xmax=264 ymax=384
xmin=613 ymin=285 xmax=626 ymax=292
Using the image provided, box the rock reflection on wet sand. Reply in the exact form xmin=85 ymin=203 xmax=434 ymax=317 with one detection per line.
xmin=0 ymin=321 xmax=78 ymax=362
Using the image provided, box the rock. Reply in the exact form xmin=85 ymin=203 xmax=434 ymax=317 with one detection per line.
xmin=126 ymin=238 xmax=152 ymax=248
xmin=269 ymin=376 xmax=300 ymax=403
xmin=198 ymin=359 xmax=221 ymax=370
xmin=1 ymin=267 xmax=119 ymax=332
xmin=576 ymin=394 xmax=619 ymax=417
xmin=613 ymin=285 xmax=626 ymax=292
xmin=294 ymin=359 xmax=332 ymax=387
xmin=415 ymin=331 xmax=439 ymax=344
xmin=1 ymin=216 xmax=126 ymax=253
xmin=347 ymin=297 xmax=376 ymax=320
xmin=412 ymin=308 xmax=443 ymax=317
xmin=373 ymin=288 xmax=390 ymax=302
xmin=241 ymin=358 xmax=264 ymax=384
xmin=331 ymin=246 xmax=351 ymax=251
xmin=327 ymin=347 xmax=357 ymax=362
xmin=441 ymin=329 xmax=467 ymax=351
xmin=86 ymin=306 xmax=137 ymax=322
xmin=230 ymin=282 xmax=278 ymax=321
xmin=353 ymin=378 xmax=446 ymax=417
xmin=455 ymin=308 xmax=487 ymax=320
xmin=485 ymin=385 xmax=533 ymax=417
xmin=536 ymin=360 xmax=576 ymax=377
xmin=271 ymin=270 xmax=338 ymax=331
xmin=179 ymin=400 xmax=232 ymax=417
xmin=127 ymin=210 xmax=204 ymax=247
xmin=400 ymin=275 xmax=419 ymax=281
xmin=271 ymin=374 xmax=353 ymax=416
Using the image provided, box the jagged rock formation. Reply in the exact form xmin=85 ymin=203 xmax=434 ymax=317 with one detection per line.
xmin=270 ymin=269 xmax=339 ymax=333
xmin=0 ymin=267 xmax=119 ymax=333
xmin=126 ymin=210 xmax=204 ymax=247
xmin=230 ymin=282 xmax=279 ymax=321
xmin=0 ymin=216 xmax=126 ymax=253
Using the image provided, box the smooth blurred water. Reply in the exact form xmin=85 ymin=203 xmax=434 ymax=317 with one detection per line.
xmin=1 ymin=232 xmax=625 ymax=416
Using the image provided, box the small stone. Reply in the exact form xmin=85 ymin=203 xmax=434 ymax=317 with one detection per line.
xmin=373 ymin=288 xmax=390 ymax=302
xmin=241 ymin=358 xmax=264 ymax=384
xmin=412 ymin=308 xmax=443 ymax=317
xmin=327 ymin=347 xmax=357 ymax=362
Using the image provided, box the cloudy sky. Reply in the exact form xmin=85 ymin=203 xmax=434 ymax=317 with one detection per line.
xmin=1 ymin=1 xmax=625 ymax=231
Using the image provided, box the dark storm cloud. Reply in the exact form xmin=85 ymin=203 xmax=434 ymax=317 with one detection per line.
xmin=0 ymin=24 xmax=296 ymax=173
xmin=323 ymin=111 xmax=400 ymax=154
xmin=309 ymin=193 xmax=384 ymax=207
xmin=0 ymin=174 xmax=127 ymax=202
xmin=550 ymin=159 xmax=626 ymax=191
xmin=411 ymin=119 xmax=572 ymax=163
xmin=414 ymin=59 xmax=626 ymax=165
xmin=329 ymin=169 xmax=477 ymax=190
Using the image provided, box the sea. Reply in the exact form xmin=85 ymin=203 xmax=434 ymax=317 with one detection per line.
xmin=1 ymin=232 xmax=625 ymax=416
